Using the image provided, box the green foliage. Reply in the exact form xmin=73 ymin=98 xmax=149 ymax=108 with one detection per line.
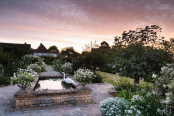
xmin=11 ymin=68 xmax=36 ymax=87
xmin=153 ymin=59 xmax=174 ymax=115
xmin=91 ymin=73 xmax=103 ymax=83
xmin=42 ymin=56 xmax=55 ymax=65
xmin=28 ymin=64 xmax=41 ymax=72
xmin=22 ymin=54 xmax=42 ymax=64
xmin=72 ymin=60 xmax=83 ymax=73
xmin=131 ymin=87 xmax=166 ymax=116
xmin=74 ymin=68 xmax=94 ymax=86
xmin=117 ymin=88 xmax=134 ymax=100
xmin=61 ymin=62 xmax=72 ymax=72
xmin=100 ymin=97 xmax=130 ymax=116
xmin=48 ymin=45 xmax=59 ymax=53
xmin=113 ymin=75 xmax=134 ymax=92
xmin=114 ymin=25 xmax=171 ymax=92
xmin=0 ymin=47 xmax=11 ymax=66
xmin=0 ymin=75 xmax=10 ymax=86
xmin=52 ymin=59 xmax=62 ymax=72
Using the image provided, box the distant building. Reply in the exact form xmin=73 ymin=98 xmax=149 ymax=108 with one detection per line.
xmin=0 ymin=42 xmax=31 ymax=51
xmin=33 ymin=43 xmax=58 ymax=57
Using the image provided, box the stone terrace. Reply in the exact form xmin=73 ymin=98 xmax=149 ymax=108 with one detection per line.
xmin=0 ymin=66 xmax=114 ymax=116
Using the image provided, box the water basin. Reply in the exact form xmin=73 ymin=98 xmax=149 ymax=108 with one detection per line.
xmin=34 ymin=78 xmax=76 ymax=91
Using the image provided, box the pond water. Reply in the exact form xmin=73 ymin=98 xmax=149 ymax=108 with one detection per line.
xmin=34 ymin=78 xmax=76 ymax=91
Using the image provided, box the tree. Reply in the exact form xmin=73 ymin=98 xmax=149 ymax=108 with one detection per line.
xmin=61 ymin=47 xmax=79 ymax=62
xmin=82 ymin=41 xmax=99 ymax=52
xmin=48 ymin=45 xmax=59 ymax=53
xmin=120 ymin=25 xmax=164 ymax=46
xmin=0 ymin=47 xmax=11 ymax=77
xmin=82 ymin=49 xmax=106 ymax=74
xmin=114 ymin=25 xmax=170 ymax=92
xmin=99 ymin=41 xmax=110 ymax=49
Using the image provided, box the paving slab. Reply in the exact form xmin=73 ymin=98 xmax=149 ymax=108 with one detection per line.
xmin=0 ymin=66 xmax=114 ymax=116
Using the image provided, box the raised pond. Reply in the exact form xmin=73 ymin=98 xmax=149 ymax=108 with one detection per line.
xmin=34 ymin=78 xmax=76 ymax=91
xmin=14 ymin=75 xmax=92 ymax=109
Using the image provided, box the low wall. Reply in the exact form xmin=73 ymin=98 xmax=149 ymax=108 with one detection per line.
xmin=14 ymin=87 xmax=92 ymax=109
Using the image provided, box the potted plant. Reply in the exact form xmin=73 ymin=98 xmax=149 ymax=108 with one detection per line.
xmin=74 ymin=68 xmax=95 ymax=87
xmin=11 ymin=68 xmax=37 ymax=93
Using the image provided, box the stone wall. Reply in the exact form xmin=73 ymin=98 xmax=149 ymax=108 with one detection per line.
xmin=14 ymin=87 xmax=92 ymax=109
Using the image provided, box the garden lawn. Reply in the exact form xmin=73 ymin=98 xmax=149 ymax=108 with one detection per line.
xmin=96 ymin=71 xmax=153 ymax=88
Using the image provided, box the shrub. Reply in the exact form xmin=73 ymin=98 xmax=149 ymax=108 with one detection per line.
xmin=61 ymin=62 xmax=73 ymax=72
xmin=113 ymin=75 xmax=134 ymax=92
xmin=91 ymin=73 xmax=103 ymax=83
xmin=11 ymin=68 xmax=37 ymax=87
xmin=0 ymin=75 xmax=10 ymax=86
xmin=100 ymin=97 xmax=130 ymax=116
xmin=41 ymin=56 xmax=55 ymax=65
xmin=74 ymin=68 xmax=94 ymax=86
xmin=72 ymin=60 xmax=82 ymax=73
xmin=52 ymin=60 xmax=62 ymax=72
xmin=27 ymin=64 xmax=41 ymax=72
xmin=132 ymin=88 xmax=166 ymax=116
xmin=153 ymin=59 xmax=174 ymax=115
xmin=22 ymin=54 xmax=41 ymax=64
xmin=117 ymin=88 xmax=134 ymax=100
xmin=111 ymin=70 xmax=116 ymax=74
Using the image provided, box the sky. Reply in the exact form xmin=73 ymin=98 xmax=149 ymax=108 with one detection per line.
xmin=0 ymin=0 xmax=174 ymax=53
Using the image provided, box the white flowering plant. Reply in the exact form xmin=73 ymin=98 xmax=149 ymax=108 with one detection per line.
xmin=52 ymin=60 xmax=62 ymax=72
xmin=11 ymin=68 xmax=37 ymax=87
xmin=100 ymin=97 xmax=143 ymax=116
xmin=74 ymin=68 xmax=95 ymax=86
xmin=153 ymin=60 xmax=174 ymax=115
xmin=21 ymin=54 xmax=46 ymax=71
xmin=22 ymin=54 xmax=41 ymax=64
xmin=61 ymin=62 xmax=73 ymax=72
xmin=27 ymin=64 xmax=41 ymax=72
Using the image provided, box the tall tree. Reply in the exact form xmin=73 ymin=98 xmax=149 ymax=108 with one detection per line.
xmin=61 ymin=47 xmax=79 ymax=62
xmin=99 ymin=41 xmax=110 ymax=49
xmin=114 ymin=25 xmax=170 ymax=92
xmin=48 ymin=45 xmax=59 ymax=53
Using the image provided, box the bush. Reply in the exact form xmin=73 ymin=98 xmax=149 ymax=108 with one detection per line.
xmin=153 ymin=59 xmax=174 ymax=115
xmin=28 ymin=64 xmax=41 ymax=72
xmin=91 ymin=73 xmax=103 ymax=83
xmin=74 ymin=68 xmax=94 ymax=86
xmin=100 ymin=97 xmax=130 ymax=116
xmin=111 ymin=70 xmax=116 ymax=74
xmin=11 ymin=68 xmax=37 ymax=87
xmin=22 ymin=54 xmax=41 ymax=64
xmin=41 ymin=56 xmax=55 ymax=65
xmin=0 ymin=75 xmax=10 ymax=86
xmin=117 ymin=88 xmax=133 ymax=100
xmin=61 ymin=62 xmax=72 ymax=72
xmin=72 ymin=60 xmax=82 ymax=73
xmin=113 ymin=75 xmax=134 ymax=92
xmin=52 ymin=60 xmax=62 ymax=72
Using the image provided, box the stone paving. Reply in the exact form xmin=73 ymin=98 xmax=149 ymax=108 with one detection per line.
xmin=0 ymin=66 xmax=114 ymax=116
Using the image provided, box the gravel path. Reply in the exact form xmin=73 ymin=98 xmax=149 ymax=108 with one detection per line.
xmin=0 ymin=66 xmax=114 ymax=116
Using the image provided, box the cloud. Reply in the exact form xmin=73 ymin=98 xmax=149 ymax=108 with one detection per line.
xmin=0 ymin=0 xmax=174 ymax=52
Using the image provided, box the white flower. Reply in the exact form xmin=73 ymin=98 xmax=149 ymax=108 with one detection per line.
xmin=152 ymin=73 xmax=158 ymax=78
xmin=127 ymin=110 xmax=132 ymax=114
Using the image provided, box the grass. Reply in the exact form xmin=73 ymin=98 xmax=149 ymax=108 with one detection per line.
xmin=96 ymin=71 xmax=153 ymax=88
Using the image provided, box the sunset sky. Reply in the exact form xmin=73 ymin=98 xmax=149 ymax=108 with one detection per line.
xmin=0 ymin=0 xmax=174 ymax=53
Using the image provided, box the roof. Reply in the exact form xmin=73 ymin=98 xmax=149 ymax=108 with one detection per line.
xmin=0 ymin=42 xmax=31 ymax=50
xmin=34 ymin=43 xmax=49 ymax=53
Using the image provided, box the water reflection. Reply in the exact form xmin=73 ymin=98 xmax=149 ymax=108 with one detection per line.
xmin=34 ymin=78 xmax=75 ymax=91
